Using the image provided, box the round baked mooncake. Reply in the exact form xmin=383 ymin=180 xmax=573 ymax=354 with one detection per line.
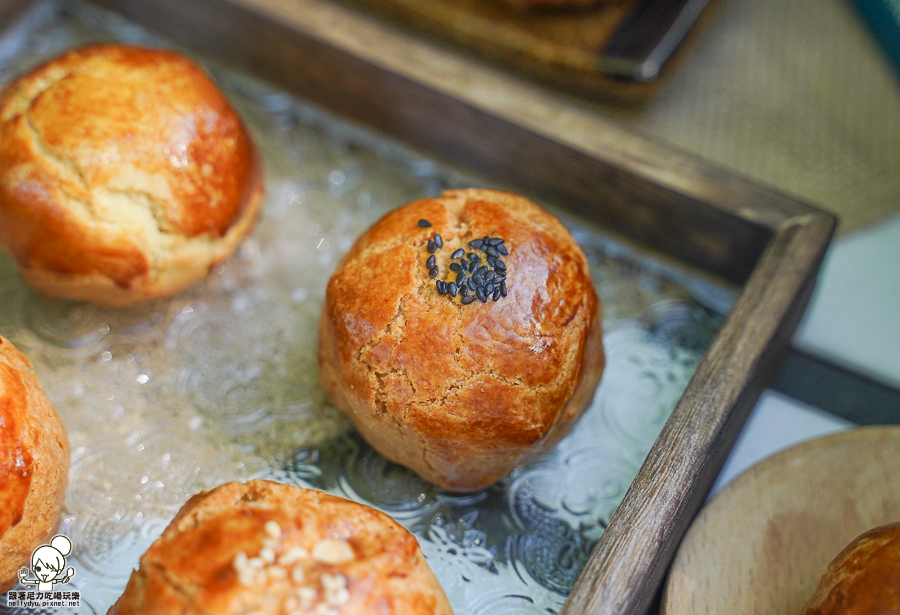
xmin=801 ymin=521 xmax=900 ymax=615
xmin=318 ymin=188 xmax=605 ymax=491
xmin=0 ymin=335 xmax=69 ymax=592
xmin=0 ymin=43 xmax=264 ymax=306
xmin=108 ymin=480 xmax=453 ymax=615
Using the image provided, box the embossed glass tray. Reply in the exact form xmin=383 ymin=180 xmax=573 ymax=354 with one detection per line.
xmin=0 ymin=1 xmax=834 ymax=614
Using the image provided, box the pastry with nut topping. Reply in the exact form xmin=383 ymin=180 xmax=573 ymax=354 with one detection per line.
xmin=0 ymin=43 xmax=264 ymax=306
xmin=318 ymin=189 xmax=604 ymax=491
xmin=108 ymin=480 xmax=453 ymax=615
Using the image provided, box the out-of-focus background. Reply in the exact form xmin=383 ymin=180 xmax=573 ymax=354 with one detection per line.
xmin=593 ymin=0 xmax=900 ymax=489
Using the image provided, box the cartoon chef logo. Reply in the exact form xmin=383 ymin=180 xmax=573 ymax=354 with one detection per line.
xmin=18 ymin=535 xmax=75 ymax=592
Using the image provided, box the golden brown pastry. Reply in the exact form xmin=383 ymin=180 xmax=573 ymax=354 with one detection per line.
xmin=0 ymin=43 xmax=264 ymax=306
xmin=0 ymin=335 xmax=70 ymax=592
xmin=109 ymin=480 xmax=453 ymax=615
xmin=801 ymin=521 xmax=900 ymax=614
xmin=318 ymin=188 xmax=604 ymax=491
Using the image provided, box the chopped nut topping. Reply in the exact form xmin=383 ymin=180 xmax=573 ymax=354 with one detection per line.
xmin=312 ymin=539 xmax=355 ymax=565
xmin=234 ymin=520 xmax=355 ymax=612
xmin=248 ymin=557 xmax=265 ymax=570
xmin=322 ymin=573 xmax=350 ymax=607
xmin=265 ymin=520 xmax=282 ymax=538
xmin=237 ymin=571 xmax=254 ymax=586
xmin=297 ymin=587 xmax=317 ymax=610
xmin=291 ymin=565 xmax=305 ymax=584
xmin=234 ymin=552 xmax=248 ymax=569
xmin=233 ymin=552 xmax=256 ymax=586
xmin=278 ymin=546 xmax=310 ymax=566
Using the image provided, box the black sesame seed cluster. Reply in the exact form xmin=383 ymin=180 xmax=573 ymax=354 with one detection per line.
xmin=418 ymin=219 xmax=508 ymax=305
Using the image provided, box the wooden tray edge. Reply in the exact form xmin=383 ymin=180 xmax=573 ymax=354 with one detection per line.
xmin=77 ymin=0 xmax=830 ymax=285
xmin=0 ymin=0 xmax=30 ymax=31
xmin=563 ymin=211 xmax=834 ymax=614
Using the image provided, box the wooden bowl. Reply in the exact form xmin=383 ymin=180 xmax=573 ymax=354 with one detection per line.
xmin=663 ymin=426 xmax=900 ymax=615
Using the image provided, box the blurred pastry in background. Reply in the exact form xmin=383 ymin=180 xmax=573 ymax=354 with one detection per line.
xmin=0 ymin=43 xmax=264 ymax=306
xmin=0 ymin=335 xmax=69 ymax=592
xmin=801 ymin=521 xmax=900 ymax=614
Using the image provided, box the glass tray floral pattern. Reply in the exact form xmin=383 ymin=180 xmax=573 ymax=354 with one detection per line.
xmin=0 ymin=2 xmax=731 ymax=613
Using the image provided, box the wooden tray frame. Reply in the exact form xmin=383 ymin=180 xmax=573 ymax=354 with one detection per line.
xmin=0 ymin=0 xmax=836 ymax=613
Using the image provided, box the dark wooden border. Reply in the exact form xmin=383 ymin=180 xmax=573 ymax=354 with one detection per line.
xmin=772 ymin=348 xmax=900 ymax=426
xmin=563 ymin=216 xmax=831 ymax=614
xmin=0 ymin=0 xmax=29 ymax=30
xmin=83 ymin=0 xmax=788 ymax=286
xmin=2 ymin=1 xmax=836 ymax=613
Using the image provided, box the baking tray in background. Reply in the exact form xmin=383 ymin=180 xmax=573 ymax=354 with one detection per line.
xmin=0 ymin=0 xmax=834 ymax=614
xmin=332 ymin=0 xmax=712 ymax=102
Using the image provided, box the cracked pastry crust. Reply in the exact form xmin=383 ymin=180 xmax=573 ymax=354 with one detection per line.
xmin=0 ymin=43 xmax=264 ymax=306
xmin=801 ymin=522 xmax=900 ymax=615
xmin=0 ymin=336 xmax=69 ymax=593
xmin=318 ymin=188 xmax=605 ymax=491
xmin=108 ymin=480 xmax=453 ymax=615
